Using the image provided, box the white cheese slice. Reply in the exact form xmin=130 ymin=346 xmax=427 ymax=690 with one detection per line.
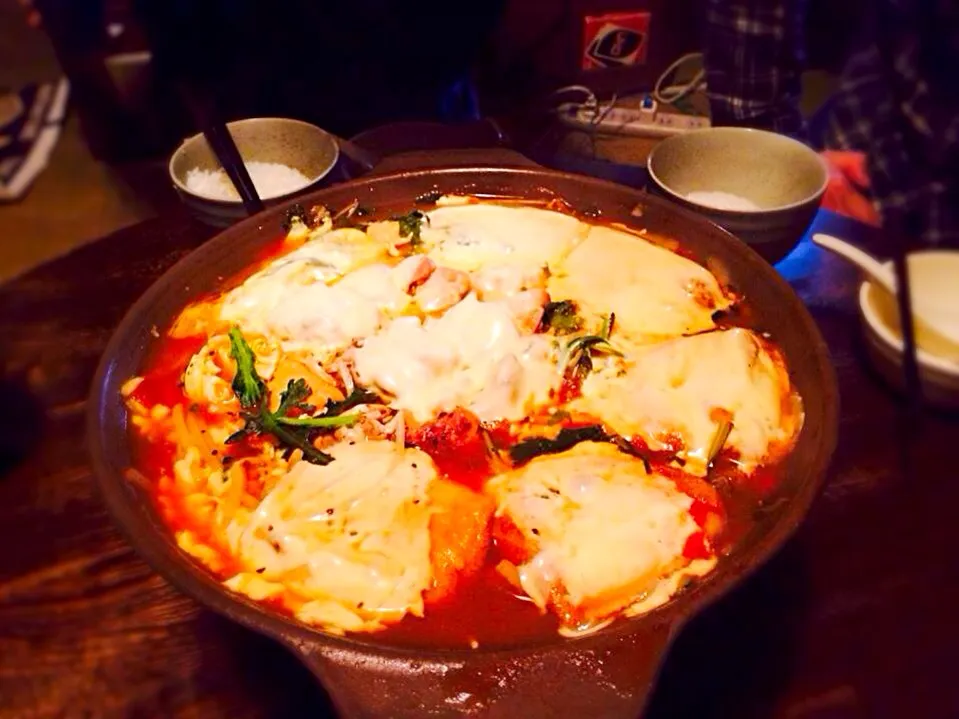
xmin=573 ymin=328 xmax=801 ymax=475
xmin=219 ymin=227 xmax=394 ymax=344
xmin=548 ymin=225 xmax=731 ymax=343
xmin=352 ymin=294 xmax=562 ymax=423
xmin=488 ymin=442 xmax=698 ymax=627
xmin=220 ymin=261 xmax=412 ymax=359
xmin=226 ymin=441 xmax=436 ymax=633
xmin=265 ymin=227 xmax=391 ymax=284
xmin=422 ymin=204 xmax=587 ymax=273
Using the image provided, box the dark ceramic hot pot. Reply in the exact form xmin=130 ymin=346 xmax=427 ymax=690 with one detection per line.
xmin=88 ymin=160 xmax=838 ymax=719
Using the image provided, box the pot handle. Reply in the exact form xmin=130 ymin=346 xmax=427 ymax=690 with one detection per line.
xmin=285 ymin=618 xmax=677 ymax=719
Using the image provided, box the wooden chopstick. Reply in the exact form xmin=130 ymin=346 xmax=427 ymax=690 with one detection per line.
xmin=202 ymin=122 xmax=265 ymax=215
xmin=890 ymin=214 xmax=923 ymax=427
xmin=872 ymin=0 xmax=924 ymax=430
xmin=179 ymin=83 xmax=265 ymax=216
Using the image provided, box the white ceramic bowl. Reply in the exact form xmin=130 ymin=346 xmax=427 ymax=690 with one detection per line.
xmin=858 ymin=251 xmax=959 ymax=408
xmin=169 ymin=117 xmax=340 ymax=227
xmin=647 ymin=128 xmax=828 ymax=264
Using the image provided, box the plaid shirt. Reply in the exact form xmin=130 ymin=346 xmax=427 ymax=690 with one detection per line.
xmin=703 ymin=0 xmax=959 ymax=246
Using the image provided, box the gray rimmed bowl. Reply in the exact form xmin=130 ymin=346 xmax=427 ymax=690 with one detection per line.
xmin=169 ymin=117 xmax=340 ymax=227
xmin=647 ymin=127 xmax=828 ymax=264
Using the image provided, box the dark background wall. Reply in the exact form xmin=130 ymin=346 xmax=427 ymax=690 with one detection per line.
xmin=36 ymin=0 xmax=869 ymax=161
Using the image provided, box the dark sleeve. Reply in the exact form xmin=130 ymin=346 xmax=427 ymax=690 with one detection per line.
xmin=701 ymin=0 xmax=808 ymax=139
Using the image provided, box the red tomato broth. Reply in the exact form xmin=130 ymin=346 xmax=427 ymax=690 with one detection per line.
xmin=376 ymin=566 xmax=560 ymax=648
xmin=128 ymin=335 xmax=204 ymax=408
xmin=126 ymin=332 xmax=790 ymax=648
xmin=409 ymin=408 xmax=498 ymax=492
xmin=120 ymin=199 xmax=799 ymax=649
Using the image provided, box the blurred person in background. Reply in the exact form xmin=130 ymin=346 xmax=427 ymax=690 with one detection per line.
xmin=703 ymin=0 xmax=959 ymax=246
xmin=20 ymin=0 xmax=506 ymax=150
xmin=130 ymin=0 xmax=506 ymax=137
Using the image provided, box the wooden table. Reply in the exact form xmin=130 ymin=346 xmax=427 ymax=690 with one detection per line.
xmin=1 ymin=206 xmax=957 ymax=719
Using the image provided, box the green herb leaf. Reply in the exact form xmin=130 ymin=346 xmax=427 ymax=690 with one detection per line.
xmin=323 ymin=388 xmax=381 ymax=416
xmin=275 ymin=413 xmax=361 ymax=428
xmin=224 ymin=329 xmax=346 ymax=466
xmin=258 ymin=412 xmax=335 ymax=465
xmin=282 ymin=203 xmax=314 ymax=232
xmin=276 ymin=378 xmax=313 ymax=417
xmin=225 ymin=424 xmax=256 ymax=445
xmin=706 ymin=419 xmax=734 ymax=466
xmin=539 ymin=300 xmax=583 ymax=334
xmin=565 ymin=335 xmax=623 ymax=366
xmin=600 ymin=312 xmax=615 ymax=340
xmin=228 ymin=327 xmax=266 ymax=408
xmin=509 ymin=425 xmax=608 ymax=464
xmin=393 ymin=209 xmax=429 ymax=246
xmin=568 ymin=350 xmax=593 ymax=384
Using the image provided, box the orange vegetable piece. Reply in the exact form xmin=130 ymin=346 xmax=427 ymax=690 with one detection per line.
xmin=491 ymin=514 xmax=535 ymax=566
xmin=423 ymin=479 xmax=495 ymax=606
xmin=412 ymin=408 xmax=494 ymax=492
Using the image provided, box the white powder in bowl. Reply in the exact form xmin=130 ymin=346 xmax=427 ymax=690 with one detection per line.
xmin=185 ymin=161 xmax=312 ymax=201
xmin=685 ymin=190 xmax=761 ymax=212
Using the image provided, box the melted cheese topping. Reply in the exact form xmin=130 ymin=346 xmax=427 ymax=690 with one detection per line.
xmin=548 ymin=226 xmax=731 ymax=343
xmin=131 ymin=198 xmax=804 ymax=641
xmin=226 ymin=441 xmax=436 ymax=633
xmin=220 ymin=261 xmax=412 ymax=358
xmin=574 ymin=328 xmax=799 ymax=475
xmin=488 ymin=443 xmax=698 ymax=627
xmin=422 ymin=204 xmax=588 ymax=272
xmin=219 ymin=227 xmax=397 ymax=342
xmin=352 ymin=294 xmax=562 ymax=423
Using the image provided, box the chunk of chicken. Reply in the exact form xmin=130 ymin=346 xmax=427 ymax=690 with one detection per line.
xmin=392 ymin=255 xmax=436 ymax=293
xmin=415 ymin=267 xmax=471 ymax=313
xmin=506 ymin=288 xmax=550 ymax=333
xmin=470 ymin=265 xmax=549 ymax=301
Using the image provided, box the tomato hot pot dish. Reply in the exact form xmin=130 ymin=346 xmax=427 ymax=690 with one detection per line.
xmin=121 ymin=195 xmax=804 ymax=649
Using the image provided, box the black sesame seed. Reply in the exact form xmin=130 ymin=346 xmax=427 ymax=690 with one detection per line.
xmin=531 ymin=528 xmax=540 ymax=535
xmin=256 ymin=567 xmax=265 ymax=574
xmin=326 ymin=508 xmax=335 ymax=515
